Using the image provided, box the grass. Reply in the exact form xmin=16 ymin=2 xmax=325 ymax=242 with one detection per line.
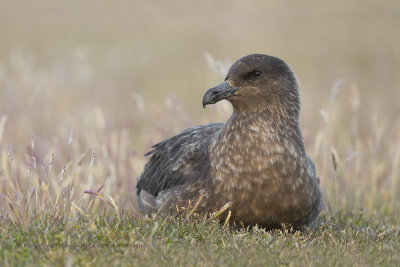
xmin=1 ymin=210 xmax=399 ymax=266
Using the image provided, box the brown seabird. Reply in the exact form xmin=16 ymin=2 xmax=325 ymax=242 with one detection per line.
xmin=135 ymin=54 xmax=322 ymax=229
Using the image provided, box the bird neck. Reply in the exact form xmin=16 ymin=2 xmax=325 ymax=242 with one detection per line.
xmin=215 ymin=105 xmax=305 ymax=155
xmin=230 ymin=94 xmax=301 ymax=123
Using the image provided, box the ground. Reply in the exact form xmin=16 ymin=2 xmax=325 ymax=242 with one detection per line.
xmin=1 ymin=210 xmax=399 ymax=266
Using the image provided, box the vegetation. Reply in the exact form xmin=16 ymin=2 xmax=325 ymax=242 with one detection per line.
xmin=1 ymin=210 xmax=399 ymax=266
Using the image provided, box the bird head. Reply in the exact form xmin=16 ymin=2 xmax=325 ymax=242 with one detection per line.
xmin=202 ymin=54 xmax=300 ymax=113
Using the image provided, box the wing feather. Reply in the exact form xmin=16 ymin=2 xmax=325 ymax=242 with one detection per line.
xmin=135 ymin=123 xmax=223 ymax=197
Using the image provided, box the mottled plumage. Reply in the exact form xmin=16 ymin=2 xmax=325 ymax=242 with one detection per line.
xmin=135 ymin=54 xmax=322 ymax=229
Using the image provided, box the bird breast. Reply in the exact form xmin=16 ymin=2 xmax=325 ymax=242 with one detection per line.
xmin=210 ymin=124 xmax=299 ymax=192
xmin=208 ymin=114 xmax=316 ymax=225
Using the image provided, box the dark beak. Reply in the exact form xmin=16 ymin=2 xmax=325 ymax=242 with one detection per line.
xmin=202 ymin=81 xmax=240 ymax=108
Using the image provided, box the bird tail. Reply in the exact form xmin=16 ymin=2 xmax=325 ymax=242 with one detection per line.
xmin=137 ymin=189 xmax=158 ymax=214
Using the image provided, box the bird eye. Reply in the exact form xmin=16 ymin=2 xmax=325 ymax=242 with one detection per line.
xmin=244 ymin=70 xmax=262 ymax=81
xmin=253 ymin=71 xmax=262 ymax=78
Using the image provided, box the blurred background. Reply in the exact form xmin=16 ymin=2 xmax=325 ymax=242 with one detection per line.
xmin=0 ymin=0 xmax=399 ymax=220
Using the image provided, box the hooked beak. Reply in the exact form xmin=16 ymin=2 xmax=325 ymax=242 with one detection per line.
xmin=202 ymin=81 xmax=240 ymax=108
